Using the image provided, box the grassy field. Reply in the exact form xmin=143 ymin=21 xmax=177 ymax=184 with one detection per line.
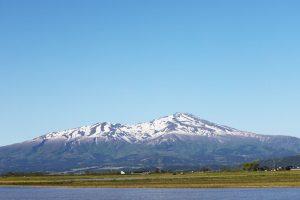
xmin=1 ymin=171 xmax=300 ymax=188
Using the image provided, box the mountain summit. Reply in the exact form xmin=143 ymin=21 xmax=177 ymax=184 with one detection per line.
xmin=1 ymin=113 xmax=300 ymax=173
xmin=37 ymin=112 xmax=257 ymax=143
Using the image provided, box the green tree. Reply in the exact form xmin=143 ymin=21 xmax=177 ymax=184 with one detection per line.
xmin=242 ymin=161 xmax=260 ymax=171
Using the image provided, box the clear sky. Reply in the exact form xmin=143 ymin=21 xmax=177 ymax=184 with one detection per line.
xmin=0 ymin=0 xmax=300 ymax=146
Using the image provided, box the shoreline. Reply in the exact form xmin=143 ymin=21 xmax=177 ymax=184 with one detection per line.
xmin=1 ymin=185 xmax=300 ymax=189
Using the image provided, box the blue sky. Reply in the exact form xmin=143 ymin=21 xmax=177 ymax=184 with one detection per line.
xmin=0 ymin=0 xmax=300 ymax=146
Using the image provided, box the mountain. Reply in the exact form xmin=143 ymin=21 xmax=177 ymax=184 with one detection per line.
xmin=260 ymin=155 xmax=300 ymax=168
xmin=1 ymin=113 xmax=300 ymax=173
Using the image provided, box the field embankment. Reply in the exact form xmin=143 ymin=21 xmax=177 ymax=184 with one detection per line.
xmin=1 ymin=171 xmax=300 ymax=188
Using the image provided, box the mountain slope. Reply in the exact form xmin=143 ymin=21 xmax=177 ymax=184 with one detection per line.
xmin=260 ymin=154 xmax=300 ymax=168
xmin=1 ymin=113 xmax=300 ymax=173
xmin=35 ymin=113 xmax=261 ymax=143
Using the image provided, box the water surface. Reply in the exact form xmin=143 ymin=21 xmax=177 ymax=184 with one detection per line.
xmin=0 ymin=187 xmax=299 ymax=200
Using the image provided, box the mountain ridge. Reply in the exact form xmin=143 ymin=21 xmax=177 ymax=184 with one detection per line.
xmin=32 ymin=112 xmax=265 ymax=144
xmin=1 ymin=112 xmax=300 ymax=173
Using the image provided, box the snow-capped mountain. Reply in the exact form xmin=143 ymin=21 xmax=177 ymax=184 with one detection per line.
xmin=0 ymin=113 xmax=300 ymax=173
xmin=36 ymin=113 xmax=261 ymax=143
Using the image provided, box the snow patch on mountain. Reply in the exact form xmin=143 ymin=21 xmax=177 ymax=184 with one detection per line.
xmin=35 ymin=113 xmax=266 ymax=143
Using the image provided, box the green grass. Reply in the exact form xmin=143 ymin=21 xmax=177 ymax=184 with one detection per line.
xmin=1 ymin=171 xmax=300 ymax=188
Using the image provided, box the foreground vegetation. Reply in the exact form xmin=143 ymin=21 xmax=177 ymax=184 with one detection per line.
xmin=1 ymin=171 xmax=300 ymax=188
